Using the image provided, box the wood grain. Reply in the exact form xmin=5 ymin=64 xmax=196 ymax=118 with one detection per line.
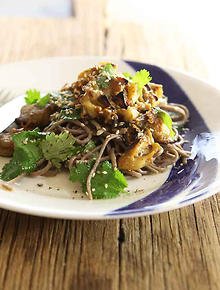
xmin=0 ymin=1 xmax=219 ymax=289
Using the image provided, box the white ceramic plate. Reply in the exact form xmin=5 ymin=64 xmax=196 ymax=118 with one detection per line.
xmin=0 ymin=56 xmax=219 ymax=219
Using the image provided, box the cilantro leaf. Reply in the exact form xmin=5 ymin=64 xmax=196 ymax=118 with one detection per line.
xmin=0 ymin=160 xmax=22 ymax=181
xmin=156 ymin=108 xmax=175 ymax=138
xmin=0 ymin=131 xmax=44 ymax=181
xmin=37 ymin=94 xmax=50 ymax=108
xmin=69 ymin=161 xmax=92 ymax=192
xmin=69 ymin=161 xmax=128 ymax=199
xmin=82 ymin=140 xmax=96 ymax=153
xmin=123 ymin=69 xmax=152 ymax=94
xmin=25 ymin=89 xmax=41 ymax=104
xmin=102 ymin=63 xmax=116 ymax=74
xmin=91 ymin=161 xmax=128 ymax=199
xmin=123 ymin=72 xmax=133 ymax=80
xmin=41 ymin=132 xmax=75 ymax=168
xmin=97 ymin=63 xmax=116 ymax=89
xmin=25 ymin=89 xmax=50 ymax=107
xmin=70 ymin=140 xmax=96 ymax=157
xmin=132 ymin=69 xmax=152 ymax=88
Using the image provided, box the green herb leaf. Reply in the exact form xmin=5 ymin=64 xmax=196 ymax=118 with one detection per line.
xmin=69 ymin=161 xmax=92 ymax=192
xmin=25 ymin=89 xmax=41 ymax=105
xmin=37 ymin=94 xmax=50 ymax=108
xmin=97 ymin=63 xmax=116 ymax=89
xmin=70 ymin=140 xmax=96 ymax=157
xmin=156 ymin=108 xmax=175 ymax=138
xmin=0 ymin=160 xmax=22 ymax=181
xmin=41 ymin=131 xmax=75 ymax=168
xmin=69 ymin=161 xmax=128 ymax=199
xmin=102 ymin=63 xmax=116 ymax=74
xmin=132 ymin=69 xmax=152 ymax=94
xmin=123 ymin=69 xmax=152 ymax=95
xmin=123 ymin=72 xmax=133 ymax=80
xmin=25 ymin=89 xmax=50 ymax=107
xmin=0 ymin=130 xmax=44 ymax=181
xmin=82 ymin=140 xmax=96 ymax=153
xmin=58 ymin=108 xmax=81 ymax=121
xmin=92 ymin=161 xmax=128 ymax=199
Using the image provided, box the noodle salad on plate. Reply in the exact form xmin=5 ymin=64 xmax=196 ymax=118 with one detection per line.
xmin=0 ymin=63 xmax=190 ymax=200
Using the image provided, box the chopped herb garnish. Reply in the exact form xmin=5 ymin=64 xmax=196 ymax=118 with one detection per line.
xmin=25 ymin=89 xmax=50 ymax=107
xmin=57 ymin=108 xmax=81 ymax=121
xmin=25 ymin=89 xmax=41 ymax=105
xmin=70 ymin=140 xmax=96 ymax=157
xmin=97 ymin=63 xmax=116 ymax=89
xmin=123 ymin=69 xmax=152 ymax=94
xmin=69 ymin=161 xmax=127 ymax=199
xmin=41 ymin=131 xmax=76 ymax=169
xmin=0 ymin=130 xmax=44 ymax=181
xmin=37 ymin=94 xmax=50 ymax=107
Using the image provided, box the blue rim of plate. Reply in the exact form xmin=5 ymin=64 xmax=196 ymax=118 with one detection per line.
xmin=107 ymin=61 xmax=218 ymax=217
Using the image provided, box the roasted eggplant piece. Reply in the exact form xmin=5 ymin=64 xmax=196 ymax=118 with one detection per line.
xmin=0 ymin=133 xmax=14 ymax=157
xmin=118 ymin=130 xmax=162 ymax=171
xmin=15 ymin=103 xmax=57 ymax=130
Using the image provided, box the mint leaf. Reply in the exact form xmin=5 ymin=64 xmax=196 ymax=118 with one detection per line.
xmin=41 ymin=132 xmax=75 ymax=168
xmin=69 ymin=161 xmax=128 ymax=199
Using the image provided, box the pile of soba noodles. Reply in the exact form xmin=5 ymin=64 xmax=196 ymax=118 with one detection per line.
xmin=0 ymin=63 xmax=190 ymax=199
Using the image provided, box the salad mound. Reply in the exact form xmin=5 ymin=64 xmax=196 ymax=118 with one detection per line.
xmin=0 ymin=63 xmax=190 ymax=199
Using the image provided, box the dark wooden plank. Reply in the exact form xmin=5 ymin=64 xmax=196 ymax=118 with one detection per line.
xmin=0 ymin=212 xmax=119 ymax=290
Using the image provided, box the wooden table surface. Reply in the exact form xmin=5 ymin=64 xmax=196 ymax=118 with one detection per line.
xmin=0 ymin=1 xmax=219 ymax=289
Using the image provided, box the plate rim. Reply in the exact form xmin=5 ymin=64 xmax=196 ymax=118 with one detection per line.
xmin=0 ymin=56 xmax=219 ymax=219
